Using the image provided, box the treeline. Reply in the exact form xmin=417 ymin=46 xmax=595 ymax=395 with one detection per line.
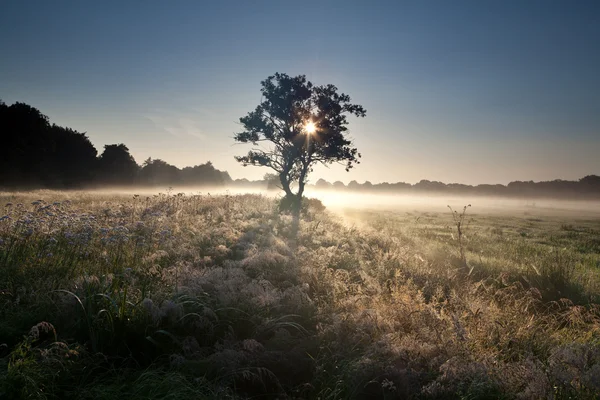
xmin=226 ymin=174 xmax=600 ymax=199
xmin=0 ymin=101 xmax=231 ymax=189
xmin=303 ymin=177 xmax=600 ymax=199
xmin=2 ymin=100 xmax=598 ymax=198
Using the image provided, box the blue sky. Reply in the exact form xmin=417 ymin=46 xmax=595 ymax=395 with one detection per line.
xmin=1 ymin=0 xmax=599 ymax=185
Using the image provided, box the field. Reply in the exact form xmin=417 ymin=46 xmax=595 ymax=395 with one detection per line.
xmin=1 ymin=191 xmax=600 ymax=399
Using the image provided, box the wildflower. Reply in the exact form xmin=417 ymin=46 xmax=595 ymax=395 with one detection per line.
xmin=28 ymin=321 xmax=56 ymax=342
xmin=74 ymin=274 xmax=100 ymax=289
xmin=29 ymin=325 xmax=40 ymax=340
xmin=141 ymin=298 xmax=154 ymax=312
xmin=182 ymin=336 xmax=201 ymax=358
xmin=141 ymin=298 xmax=162 ymax=323
xmin=242 ymin=339 xmax=264 ymax=353
xmin=169 ymin=353 xmax=186 ymax=367
xmin=160 ymin=300 xmax=183 ymax=321
xmin=381 ymin=379 xmax=396 ymax=391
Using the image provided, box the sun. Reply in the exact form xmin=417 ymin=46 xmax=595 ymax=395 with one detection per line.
xmin=304 ymin=121 xmax=316 ymax=134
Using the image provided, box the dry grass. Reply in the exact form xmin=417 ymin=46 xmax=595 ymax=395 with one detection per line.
xmin=1 ymin=191 xmax=599 ymax=399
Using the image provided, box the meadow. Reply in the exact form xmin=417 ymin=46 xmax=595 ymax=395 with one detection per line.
xmin=0 ymin=191 xmax=599 ymax=399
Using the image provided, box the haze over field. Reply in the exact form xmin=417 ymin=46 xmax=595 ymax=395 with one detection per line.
xmin=16 ymin=185 xmax=600 ymax=218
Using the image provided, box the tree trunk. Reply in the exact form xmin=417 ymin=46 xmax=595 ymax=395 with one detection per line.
xmin=292 ymin=179 xmax=305 ymax=216
xmin=290 ymin=194 xmax=301 ymax=237
xmin=279 ymin=172 xmax=294 ymax=198
xmin=289 ymin=169 xmax=307 ymax=235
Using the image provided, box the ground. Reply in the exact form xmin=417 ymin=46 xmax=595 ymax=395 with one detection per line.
xmin=0 ymin=191 xmax=599 ymax=399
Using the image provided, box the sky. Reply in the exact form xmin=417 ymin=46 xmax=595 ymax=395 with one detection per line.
xmin=1 ymin=0 xmax=599 ymax=185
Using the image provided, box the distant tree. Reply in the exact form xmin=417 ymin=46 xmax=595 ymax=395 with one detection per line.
xmin=0 ymin=102 xmax=52 ymax=187
xmin=315 ymin=178 xmax=332 ymax=189
xmin=577 ymin=175 xmax=600 ymax=195
xmin=348 ymin=180 xmax=361 ymax=191
xmin=234 ymin=72 xmax=366 ymax=212
xmin=181 ymin=161 xmax=232 ymax=186
xmin=49 ymin=125 xmax=98 ymax=187
xmin=447 ymin=183 xmax=472 ymax=193
xmin=0 ymin=102 xmax=98 ymax=188
xmin=263 ymin=173 xmax=280 ymax=191
xmin=140 ymin=158 xmax=180 ymax=186
xmin=98 ymin=144 xmax=139 ymax=185
xmin=507 ymin=180 xmax=536 ymax=196
xmin=332 ymin=180 xmax=346 ymax=189
xmin=390 ymin=182 xmax=411 ymax=191
xmin=414 ymin=179 xmax=446 ymax=191
xmin=0 ymin=100 xmax=230 ymax=190
xmin=580 ymin=175 xmax=600 ymax=186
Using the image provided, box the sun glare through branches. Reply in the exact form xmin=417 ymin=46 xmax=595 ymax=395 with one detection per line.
xmin=304 ymin=121 xmax=316 ymax=134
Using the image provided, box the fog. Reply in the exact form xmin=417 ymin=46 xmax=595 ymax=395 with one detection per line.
xmin=306 ymin=190 xmax=600 ymax=217
xmin=76 ymin=185 xmax=600 ymax=218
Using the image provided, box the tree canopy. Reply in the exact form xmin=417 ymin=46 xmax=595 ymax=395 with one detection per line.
xmin=0 ymin=100 xmax=231 ymax=189
xmin=0 ymin=101 xmax=98 ymax=188
xmin=234 ymin=73 xmax=366 ymax=205
xmin=98 ymin=144 xmax=139 ymax=185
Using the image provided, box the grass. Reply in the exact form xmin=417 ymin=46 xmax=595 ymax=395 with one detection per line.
xmin=1 ymin=190 xmax=599 ymax=399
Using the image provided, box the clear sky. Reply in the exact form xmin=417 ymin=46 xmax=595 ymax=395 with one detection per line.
xmin=1 ymin=0 xmax=599 ymax=185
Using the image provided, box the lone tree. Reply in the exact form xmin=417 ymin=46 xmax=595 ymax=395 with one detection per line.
xmin=234 ymin=73 xmax=366 ymax=211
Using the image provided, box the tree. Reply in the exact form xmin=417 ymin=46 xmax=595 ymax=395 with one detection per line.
xmin=348 ymin=180 xmax=361 ymax=191
xmin=98 ymin=144 xmax=139 ymax=185
xmin=0 ymin=102 xmax=52 ymax=187
xmin=263 ymin=173 xmax=280 ymax=191
xmin=0 ymin=102 xmax=98 ymax=188
xmin=180 ymin=162 xmax=232 ymax=186
xmin=140 ymin=158 xmax=180 ymax=186
xmin=315 ymin=178 xmax=332 ymax=189
xmin=234 ymin=73 xmax=366 ymax=212
xmin=332 ymin=181 xmax=346 ymax=189
xmin=49 ymin=125 xmax=98 ymax=187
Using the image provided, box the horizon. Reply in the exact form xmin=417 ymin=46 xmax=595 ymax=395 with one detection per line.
xmin=2 ymin=96 xmax=598 ymax=187
xmin=1 ymin=1 xmax=599 ymax=185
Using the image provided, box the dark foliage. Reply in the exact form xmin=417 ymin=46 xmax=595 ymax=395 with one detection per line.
xmin=0 ymin=100 xmax=231 ymax=189
xmin=0 ymin=101 xmax=97 ymax=189
xmin=303 ymin=176 xmax=600 ymax=199
xmin=234 ymin=73 xmax=366 ymax=207
xmin=97 ymin=144 xmax=139 ymax=185
xmin=1 ymin=99 xmax=597 ymax=198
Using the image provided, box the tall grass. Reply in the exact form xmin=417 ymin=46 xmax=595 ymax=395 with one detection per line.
xmin=1 ymin=191 xmax=599 ymax=399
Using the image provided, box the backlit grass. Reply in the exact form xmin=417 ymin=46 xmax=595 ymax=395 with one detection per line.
xmin=1 ymin=191 xmax=599 ymax=399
